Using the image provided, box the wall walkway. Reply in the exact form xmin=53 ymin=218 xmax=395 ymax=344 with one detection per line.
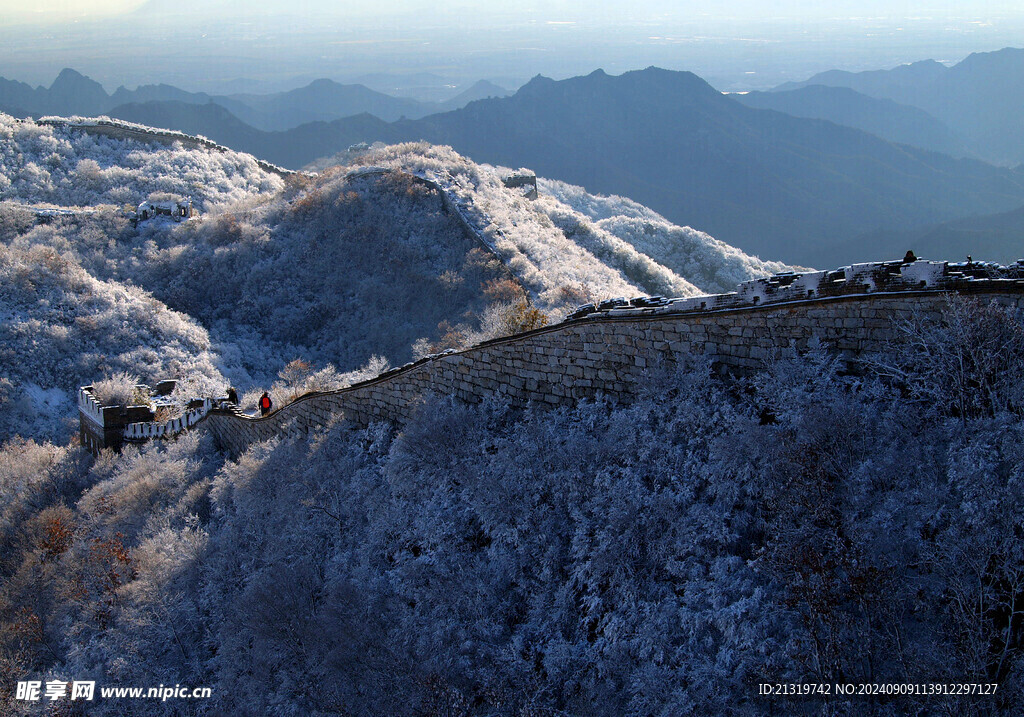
xmin=200 ymin=260 xmax=1024 ymax=457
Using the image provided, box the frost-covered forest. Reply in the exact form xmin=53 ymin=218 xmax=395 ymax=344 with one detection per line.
xmin=3 ymin=301 xmax=1024 ymax=715
xmin=2 ymin=115 xmax=1022 ymax=715
xmin=0 ymin=115 xmax=282 ymax=210
xmin=0 ymin=118 xmax=787 ymax=443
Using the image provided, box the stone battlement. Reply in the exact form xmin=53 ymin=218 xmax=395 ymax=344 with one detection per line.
xmin=565 ymin=259 xmax=1023 ymax=321
xmin=79 ymin=259 xmax=1024 ymax=456
xmin=77 ymin=382 xmax=228 ymax=455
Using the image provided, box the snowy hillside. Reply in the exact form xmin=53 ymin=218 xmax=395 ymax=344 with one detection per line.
xmin=2 ymin=114 xmax=1024 ymax=717
xmin=0 ymin=113 xmax=282 ymax=209
xmin=357 ymin=143 xmax=698 ymax=303
xmin=538 ymin=177 xmax=798 ymax=292
xmin=354 ymin=143 xmax=797 ymax=301
xmin=0 ymin=232 xmax=226 ymax=439
xmin=0 ymin=119 xmax=796 ymax=443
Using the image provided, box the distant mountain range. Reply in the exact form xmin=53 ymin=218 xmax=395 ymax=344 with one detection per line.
xmin=807 ymin=204 xmax=1024 ymax=268
xmin=5 ymin=51 xmax=1024 ymax=268
xmin=100 ymin=66 xmax=1024 ymax=267
xmin=775 ymin=47 xmax=1024 ymax=166
xmin=0 ymin=69 xmax=111 ymax=117
xmin=0 ymin=68 xmax=510 ymax=131
xmin=735 ymin=85 xmax=973 ymax=159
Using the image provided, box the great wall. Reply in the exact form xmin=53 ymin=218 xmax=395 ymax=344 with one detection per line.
xmin=20 ymin=116 xmax=508 ymax=255
xmin=79 ymin=259 xmax=1024 ymax=457
xmin=36 ymin=117 xmax=294 ymax=177
xmin=52 ymin=117 xmax=1024 ymax=456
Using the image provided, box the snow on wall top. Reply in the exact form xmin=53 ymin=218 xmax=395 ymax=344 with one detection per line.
xmin=564 ymin=260 xmax=1024 ymax=321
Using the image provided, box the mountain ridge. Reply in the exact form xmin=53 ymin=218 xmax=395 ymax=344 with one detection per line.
xmin=0 ymin=68 xmax=509 ymax=132
xmin=89 ymin=65 xmax=1024 ymax=266
xmin=736 ymin=85 xmax=973 ymax=158
xmin=775 ymin=47 xmax=1024 ymax=165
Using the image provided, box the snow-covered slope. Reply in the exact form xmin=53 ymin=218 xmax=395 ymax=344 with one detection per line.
xmin=0 ymin=119 xmax=797 ymax=443
xmin=360 ymin=144 xmax=797 ymax=301
xmin=0 ymin=237 xmax=226 ymax=440
xmin=538 ymin=177 xmax=797 ymax=293
xmin=0 ymin=113 xmax=282 ymax=209
xmin=357 ymin=144 xmax=695 ymax=305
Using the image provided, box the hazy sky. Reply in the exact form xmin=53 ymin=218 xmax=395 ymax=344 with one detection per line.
xmin=0 ymin=0 xmax=142 ymax=17
xmin=4 ymin=0 xmax=1024 ymax=22
xmin=2 ymin=0 xmax=1023 ymax=93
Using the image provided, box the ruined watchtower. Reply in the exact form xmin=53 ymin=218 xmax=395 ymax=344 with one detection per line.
xmin=78 ymin=380 xmax=227 ymax=455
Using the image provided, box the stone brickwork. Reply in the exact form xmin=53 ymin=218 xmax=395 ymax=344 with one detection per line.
xmin=78 ymin=383 xmax=227 ymax=456
xmin=199 ymin=267 xmax=1024 ymax=457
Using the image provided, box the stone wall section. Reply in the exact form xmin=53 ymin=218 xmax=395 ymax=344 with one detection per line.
xmin=347 ymin=166 xmax=500 ymax=255
xmin=201 ymin=288 xmax=1024 ymax=457
xmin=37 ymin=118 xmax=293 ymax=176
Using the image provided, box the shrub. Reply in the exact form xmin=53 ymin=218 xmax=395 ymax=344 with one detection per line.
xmin=875 ymin=296 xmax=1024 ymax=419
xmin=481 ymin=277 xmax=526 ymax=304
xmin=278 ymin=358 xmax=314 ymax=401
xmin=496 ymin=298 xmax=549 ymax=335
xmin=90 ymin=371 xmax=140 ymax=407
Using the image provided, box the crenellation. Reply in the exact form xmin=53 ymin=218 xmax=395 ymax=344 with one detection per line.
xmin=79 ymin=260 xmax=1024 ymax=456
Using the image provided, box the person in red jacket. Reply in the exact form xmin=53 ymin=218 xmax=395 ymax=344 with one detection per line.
xmin=259 ymin=391 xmax=272 ymax=416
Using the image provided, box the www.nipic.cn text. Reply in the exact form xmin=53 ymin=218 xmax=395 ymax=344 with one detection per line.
xmin=16 ymin=680 xmax=212 ymax=702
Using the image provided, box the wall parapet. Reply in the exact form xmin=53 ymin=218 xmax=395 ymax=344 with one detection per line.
xmin=78 ymin=383 xmax=227 ymax=455
xmin=37 ymin=116 xmax=295 ymax=177
xmin=79 ymin=260 xmax=1024 ymax=457
xmin=566 ymin=259 xmax=1023 ymax=321
xmin=122 ymin=398 xmax=218 ymax=443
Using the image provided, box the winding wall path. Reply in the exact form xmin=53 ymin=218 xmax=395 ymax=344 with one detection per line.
xmin=201 ymin=263 xmax=1024 ymax=457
